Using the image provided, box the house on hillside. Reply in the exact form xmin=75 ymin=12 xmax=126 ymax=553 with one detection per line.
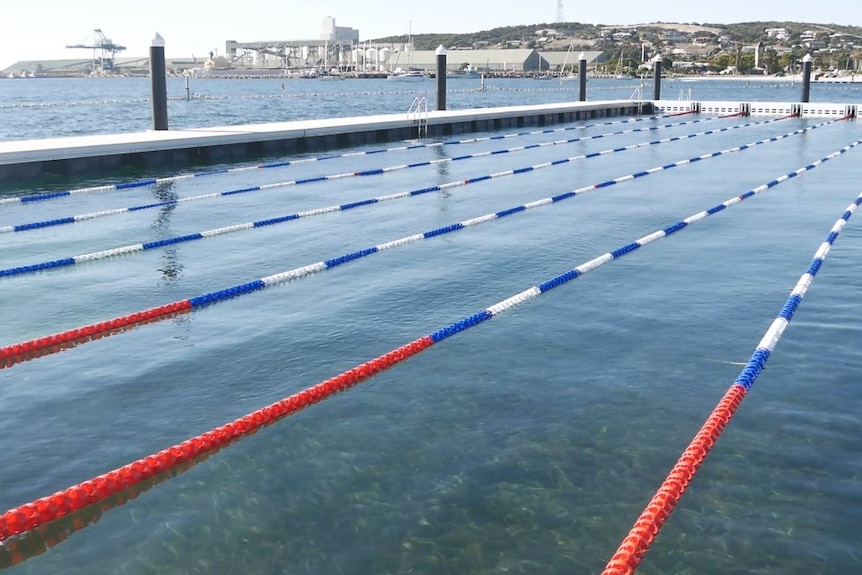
xmin=535 ymin=28 xmax=562 ymax=38
xmin=663 ymin=30 xmax=691 ymax=44
xmin=765 ymin=28 xmax=790 ymax=40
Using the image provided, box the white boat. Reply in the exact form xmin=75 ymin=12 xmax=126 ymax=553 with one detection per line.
xmin=318 ymin=69 xmax=346 ymax=80
xmin=387 ymin=21 xmax=427 ymax=82
xmin=614 ymin=51 xmax=627 ymax=78
xmin=387 ymin=69 xmax=427 ymax=82
xmin=558 ymin=42 xmax=577 ymax=83
xmin=447 ymin=64 xmax=480 ymax=80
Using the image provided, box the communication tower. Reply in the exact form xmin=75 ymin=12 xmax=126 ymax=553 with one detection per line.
xmin=556 ymin=0 xmax=564 ymax=22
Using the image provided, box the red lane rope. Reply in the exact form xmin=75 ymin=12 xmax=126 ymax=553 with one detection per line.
xmin=0 ymin=302 xmax=191 ymax=369
xmin=601 ymin=385 xmax=747 ymax=574
xmin=602 ymin=186 xmax=860 ymax=574
xmin=661 ymin=110 xmax=697 ymax=117
xmin=0 ymin=453 xmax=208 ymax=568
xmin=0 ymin=336 xmax=433 ymax=542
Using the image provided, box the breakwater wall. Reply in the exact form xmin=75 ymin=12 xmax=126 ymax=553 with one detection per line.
xmin=0 ymin=100 xmax=649 ymax=185
xmin=1 ymin=98 xmax=858 ymax=186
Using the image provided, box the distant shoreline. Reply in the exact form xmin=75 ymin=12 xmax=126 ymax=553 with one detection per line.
xmin=663 ymin=73 xmax=862 ymax=84
xmin=3 ymin=71 xmax=861 ymax=84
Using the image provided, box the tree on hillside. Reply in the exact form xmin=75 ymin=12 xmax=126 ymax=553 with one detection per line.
xmin=762 ymin=48 xmax=780 ymax=74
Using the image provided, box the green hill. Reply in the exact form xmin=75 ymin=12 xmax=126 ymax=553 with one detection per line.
xmin=370 ymin=20 xmax=862 ymax=52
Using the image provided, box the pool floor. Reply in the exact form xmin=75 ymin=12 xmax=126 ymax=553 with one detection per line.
xmin=1 ymin=114 xmax=861 ymax=574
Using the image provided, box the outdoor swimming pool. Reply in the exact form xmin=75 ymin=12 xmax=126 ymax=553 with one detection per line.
xmin=1 ymin=112 xmax=860 ymax=574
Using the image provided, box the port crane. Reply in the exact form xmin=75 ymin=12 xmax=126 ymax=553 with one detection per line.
xmin=66 ymin=29 xmax=127 ymax=71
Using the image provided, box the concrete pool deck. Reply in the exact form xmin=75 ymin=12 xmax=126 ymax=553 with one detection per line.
xmin=0 ymin=98 xmax=857 ymax=185
xmin=0 ymin=100 xmax=651 ymax=184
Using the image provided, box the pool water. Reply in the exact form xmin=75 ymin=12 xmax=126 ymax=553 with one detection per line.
xmin=1 ymin=113 xmax=861 ymax=574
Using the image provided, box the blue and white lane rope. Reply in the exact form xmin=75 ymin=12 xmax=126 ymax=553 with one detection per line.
xmin=360 ymin=138 xmax=862 ymax=343
xmin=735 ymin=191 xmax=862 ymax=392
xmin=0 ymin=115 xmax=714 ymax=227
xmin=1 ymin=121 xmax=846 ymax=281
xmin=0 ymin=114 xmax=692 ymax=207
xmin=108 ymin=138 xmax=862 ymax=295
xmin=5 ymin=137 xmax=856 ymax=370
xmin=602 ymin=188 xmax=862 ymax=575
xmin=0 ymin=116 xmax=800 ymax=236
xmin=0 ymin=118 xmax=824 ymax=279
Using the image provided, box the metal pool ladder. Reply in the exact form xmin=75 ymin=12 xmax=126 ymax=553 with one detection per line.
xmin=408 ymin=96 xmax=428 ymax=140
xmin=630 ymin=78 xmax=646 ymax=115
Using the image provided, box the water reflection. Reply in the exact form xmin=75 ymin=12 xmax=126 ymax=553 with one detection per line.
xmin=149 ymin=181 xmax=185 ymax=285
xmin=434 ymin=143 xmax=450 ymax=181
xmin=0 ymin=452 xmax=214 ymax=570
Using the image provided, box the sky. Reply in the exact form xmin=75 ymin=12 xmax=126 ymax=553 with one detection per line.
xmin=1 ymin=0 xmax=860 ymax=69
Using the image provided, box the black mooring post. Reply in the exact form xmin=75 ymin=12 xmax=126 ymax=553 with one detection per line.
xmin=435 ymin=45 xmax=447 ymax=111
xmin=801 ymin=53 xmax=813 ymax=103
xmin=578 ymin=52 xmax=587 ymax=101
xmin=150 ymin=33 xmax=168 ymax=130
xmin=653 ymin=54 xmax=662 ymax=101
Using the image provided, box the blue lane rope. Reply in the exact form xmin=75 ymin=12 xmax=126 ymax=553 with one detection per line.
xmin=600 ymin=186 xmax=862 ymax=575
xmin=418 ymin=138 xmax=862 ymax=342
xmin=0 ymin=119 xmax=838 ymax=280
xmin=0 ymin=116 xmax=794 ymax=235
xmin=0 ymin=114 xmax=690 ymax=207
xmin=733 ymin=190 xmax=862 ymax=392
xmin=7 ymin=135 xmax=856 ymax=373
xmin=153 ymin=138 xmax=862 ymax=299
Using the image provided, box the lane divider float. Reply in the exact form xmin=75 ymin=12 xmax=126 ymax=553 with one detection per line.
xmin=0 ymin=116 xmax=787 ymax=235
xmin=0 ymin=114 xmax=686 ymax=207
xmin=0 ymin=123 xmax=850 ymax=368
xmin=601 ymin=190 xmax=862 ymax=575
xmin=0 ymin=117 xmax=815 ymax=278
xmin=1 ymin=138 xmax=858 ymax=544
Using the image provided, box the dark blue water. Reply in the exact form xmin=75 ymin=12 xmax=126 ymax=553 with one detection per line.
xmin=0 ymin=79 xmax=861 ymax=574
xmin=1 ymin=76 xmax=861 ymax=141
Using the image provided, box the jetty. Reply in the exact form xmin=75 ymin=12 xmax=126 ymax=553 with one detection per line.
xmin=0 ymin=98 xmax=858 ymax=185
xmin=0 ymin=101 xmax=647 ymax=184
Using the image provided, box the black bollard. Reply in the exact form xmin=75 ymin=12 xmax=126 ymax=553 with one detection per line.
xmin=578 ymin=52 xmax=587 ymax=101
xmin=801 ymin=53 xmax=812 ymax=103
xmin=435 ymin=45 xmax=447 ymax=110
xmin=653 ymin=54 xmax=662 ymax=100
xmin=149 ymin=33 xmax=169 ymax=130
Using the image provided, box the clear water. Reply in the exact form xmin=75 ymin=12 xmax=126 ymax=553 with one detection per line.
xmin=1 ymin=76 xmax=862 ymax=141
xmin=0 ymin=78 xmax=861 ymax=574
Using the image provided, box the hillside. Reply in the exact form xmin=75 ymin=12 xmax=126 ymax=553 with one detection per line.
xmin=370 ymin=20 xmax=862 ymax=52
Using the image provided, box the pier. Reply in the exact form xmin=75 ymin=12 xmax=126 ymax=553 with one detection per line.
xmin=0 ymin=101 xmax=649 ymax=184
xmin=1 ymin=98 xmax=859 ymax=185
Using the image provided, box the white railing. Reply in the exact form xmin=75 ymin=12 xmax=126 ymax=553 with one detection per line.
xmin=653 ymin=100 xmax=857 ymax=119
xmin=407 ymin=97 xmax=428 ymax=140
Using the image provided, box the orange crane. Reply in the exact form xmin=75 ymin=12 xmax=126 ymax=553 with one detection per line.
xmin=66 ymin=29 xmax=127 ymax=71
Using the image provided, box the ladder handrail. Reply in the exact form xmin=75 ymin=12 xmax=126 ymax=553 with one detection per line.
xmin=407 ymin=96 xmax=428 ymax=140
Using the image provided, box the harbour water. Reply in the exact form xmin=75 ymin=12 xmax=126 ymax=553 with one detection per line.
xmin=2 ymin=75 xmax=862 ymax=141
xmin=0 ymin=77 xmax=861 ymax=574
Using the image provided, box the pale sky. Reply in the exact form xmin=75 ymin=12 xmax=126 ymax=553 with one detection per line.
xmin=1 ymin=0 xmax=859 ymax=69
